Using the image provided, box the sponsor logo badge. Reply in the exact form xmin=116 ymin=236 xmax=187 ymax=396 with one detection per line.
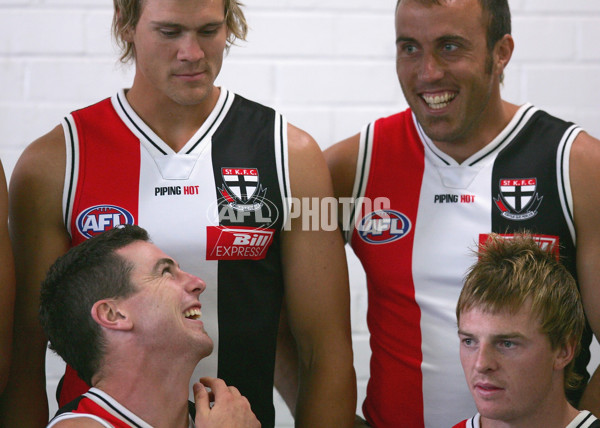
xmin=494 ymin=178 xmax=543 ymax=221
xmin=76 ymin=205 xmax=135 ymax=239
xmin=357 ymin=209 xmax=412 ymax=244
xmin=218 ymin=168 xmax=267 ymax=212
xmin=206 ymin=226 xmax=275 ymax=260
xmin=479 ymin=233 xmax=560 ymax=259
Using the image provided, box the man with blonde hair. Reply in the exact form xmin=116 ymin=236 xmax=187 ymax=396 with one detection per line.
xmin=2 ymin=0 xmax=355 ymax=426
xmin=454 ymin=234 xmax=599 ymax=428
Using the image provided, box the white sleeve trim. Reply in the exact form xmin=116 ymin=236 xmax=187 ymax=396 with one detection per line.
xmin=557 ymin=124 xmax=582 ymax=245
xmin=346 ymin=122 xmax=375 ymax=244
xmin=47 ymin=413 xmax=114 ymax=428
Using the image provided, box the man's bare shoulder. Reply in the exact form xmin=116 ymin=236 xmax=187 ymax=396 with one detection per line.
xmin=284 ymin=123 xmax=334 ymax=200
xmin=10 ymin=125 xmax=66 ymax=197
xmin=323 ymin=134 xmax=360 ymax=200
xmin=286 ymin=123 xmax=319 ymax=154
xmin=9 ymin=124 xmax=67 ymax=235
xmin=571 ymin=130 xmax=600 ymax=160
xmin=568 ymin=130 xmax=600 ymax=230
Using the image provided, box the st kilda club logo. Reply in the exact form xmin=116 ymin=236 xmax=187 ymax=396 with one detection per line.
xmin=494 ymin=178 xmax=543 ymax=221
xmin=218 ymin=167 xmax=267 ymax=212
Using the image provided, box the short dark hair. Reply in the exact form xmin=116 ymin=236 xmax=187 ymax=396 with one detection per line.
xmin=39 ymin=225 xmax=150 ymax=385
xmin=396 ymin=0 xmax=511 ymax=52
xmin=457 ymin=233 xmax=585 ymax=391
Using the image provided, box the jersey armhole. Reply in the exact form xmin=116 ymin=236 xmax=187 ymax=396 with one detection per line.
xmin=345 ymin=121 xmax=375 ymax=244
xmin=61 ymin=114 xmax=80 ymax=240
xmin=47 ymin=413 xmax=113 ymax=428
xmin=275 ymin=113 xmax=292 ymax=230
xmin=557 ymin=124 xmax=582 ymax=245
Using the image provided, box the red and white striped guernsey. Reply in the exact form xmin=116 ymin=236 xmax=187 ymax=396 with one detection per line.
xmin=347 ymin=105 xmax=590 ymax=427
xmin=48 ymin=388 xmax=195 ymax=428
xmin=58 ymin=88 xmax=291 ymax=428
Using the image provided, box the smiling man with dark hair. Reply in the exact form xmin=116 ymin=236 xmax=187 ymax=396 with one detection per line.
xmin=41 ymin=225 xmax=259 ymax=428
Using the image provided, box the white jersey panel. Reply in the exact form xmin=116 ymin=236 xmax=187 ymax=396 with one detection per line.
xmin=412 ymin=161 xmax=489 ymax=426
xmin=136 ymin=145 xmax=220 ymax=394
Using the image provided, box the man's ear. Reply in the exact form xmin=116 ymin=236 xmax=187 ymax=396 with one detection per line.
xmin=554 ymin=338 xmax=576 ymax=371
xmin=494 ymin=34 xmax=514 ymax=76
xmin=115 ymin=8 xmax=135 ymax=43
xmin=91 ymin=299 xmax=133 ymax=331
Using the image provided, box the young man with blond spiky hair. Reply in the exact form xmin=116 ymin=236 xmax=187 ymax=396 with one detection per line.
xmin=454 ymin=234 xmax=600 ymax=428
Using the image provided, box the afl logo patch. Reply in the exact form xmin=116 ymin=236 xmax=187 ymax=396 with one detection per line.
xmin=76 ymin=205 xmax=135 ymax=239
xmin=357 ymin=209 xmax=412 ymax=244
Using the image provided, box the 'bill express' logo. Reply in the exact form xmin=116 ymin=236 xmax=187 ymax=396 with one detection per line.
xmin=76 ymin=205 xmax=135 ymax=239
xmin=206 ymin=226 xmax=275 ymax=260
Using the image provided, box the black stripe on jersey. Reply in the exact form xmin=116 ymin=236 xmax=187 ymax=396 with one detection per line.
xmin=577 ymin=412 xmax=600 ymax=428
xmin=278 ymin=114 xmax=289 ymax=201
xmin=558 ymin=125 xmax=579 ymax=226
xmin=64 ymin=117 xmax=77 ymax=227
xmin=115 ymin=92 xmax=168 ymax=155
xmin=578 ymin=412 xmax=594 ymax=427
xmin=349 ymin=122 xmax=372 ymax=232
xmin=186 ymin=90 xmax=231 ymax=154
xmin=415 ymin=120 xmax=451 ymax=166
xmin=86 ymin=390 xmax=143 ymax=428
xmin=468 ymin=105 xmax=535 ymax=166
xmin=210 ymin=94 xmax=285 ymax=428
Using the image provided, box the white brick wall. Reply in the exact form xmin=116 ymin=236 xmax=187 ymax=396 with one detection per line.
xmin=1 ymin=1 xmax=599 ymax=426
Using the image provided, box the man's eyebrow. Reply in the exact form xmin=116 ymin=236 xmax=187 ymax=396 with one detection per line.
xmin=457 ymin=329 xmax=526 ymax=340
xmin=395 ymin=35 xmax=417 ymax=44
xmin=437 ymin=34 xmax=471 ymax=45
xmin=150 ymin=19 xmax=226 ymax=29
xmin=492 ymin=333 xmax=526 ymax=340
xmin=395 ymin=34 xmax=471 ymax=45
xmin=152 ymin=257 xmax=177 ymax=274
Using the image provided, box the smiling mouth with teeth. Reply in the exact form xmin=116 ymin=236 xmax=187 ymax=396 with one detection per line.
xmin=184 ymin=308 xmax=202 ymax=320
xmin=422 ymin=92 xmax=457 ymax=110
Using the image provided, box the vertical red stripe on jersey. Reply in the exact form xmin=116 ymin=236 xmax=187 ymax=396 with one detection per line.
xmin=60 ymin=98 xmax=141 ymax=406
xmin=69 ymin=98 xmax=141 ymax=247
xmin=351 ymin=111 xmax=426 ymax=427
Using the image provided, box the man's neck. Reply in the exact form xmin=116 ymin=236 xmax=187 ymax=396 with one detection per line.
xmin=480 ymin=399 xmax=579 ymax=428
xmin=94 ymin=353 xmax=198 ymax=427
xmin=431 ymin=100 xmax=521 ymax=165
xmin=125 ymin=83 xmax=221 ymax=153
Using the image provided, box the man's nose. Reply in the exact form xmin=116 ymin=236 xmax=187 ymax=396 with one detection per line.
xmin=419 ymin=52 xmax=445 ymax=82
xmin=474 ymin=342 xmax=498 ymax=373
xmin=177 ymin=34 xmax=205 ymax=62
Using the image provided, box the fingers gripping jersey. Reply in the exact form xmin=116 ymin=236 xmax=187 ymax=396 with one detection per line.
xmin=348 ymin=105 xmax=590 ymax=427
xmin=59 ymin=89 xmax=291 ymax=428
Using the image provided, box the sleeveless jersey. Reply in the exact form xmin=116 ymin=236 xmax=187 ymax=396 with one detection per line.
xmin=58 ymin=88 xmax=291 ymax=428
xmin=452 ymin=411 xmax=600 ymax=428
xmin=347 ymin=105 xmax=591 ymax=428
xmin=47 ymin=387 xmax=195 ymax=428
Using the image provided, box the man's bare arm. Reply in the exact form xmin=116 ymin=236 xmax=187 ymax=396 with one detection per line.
xmin=570 ymin=131 xmax=600 ymax=413
xmin=279 ymin=124 xmax=356 ymax=427
xmin=0 ymin=160 xmax=15 ymax=394
xmin=0 ymin=126 xmax=71 ymax=427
